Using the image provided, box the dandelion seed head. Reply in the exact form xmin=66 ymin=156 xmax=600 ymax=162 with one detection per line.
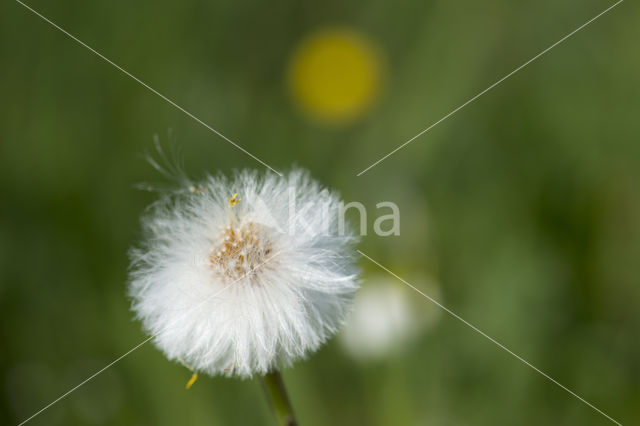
xmin=128 ymin=168 xmax=359 ymax=378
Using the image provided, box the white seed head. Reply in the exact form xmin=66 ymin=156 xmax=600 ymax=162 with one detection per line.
xmin=128 ymin=168 xmax=359 ymax=378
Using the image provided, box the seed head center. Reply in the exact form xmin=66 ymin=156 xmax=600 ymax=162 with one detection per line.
xmin=209 ymin=221 xmax=272 ymax=280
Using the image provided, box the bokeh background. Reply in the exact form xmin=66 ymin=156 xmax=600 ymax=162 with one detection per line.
xmin=2 ymin=0 xmax=639 ymax=424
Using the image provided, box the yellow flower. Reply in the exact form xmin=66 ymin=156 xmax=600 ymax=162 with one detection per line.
xmin=288 ymin=28 xmax=384 ymax=125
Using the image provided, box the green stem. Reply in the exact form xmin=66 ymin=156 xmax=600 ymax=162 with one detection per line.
xmin=260 ymin=369 xmax=298 ymax=426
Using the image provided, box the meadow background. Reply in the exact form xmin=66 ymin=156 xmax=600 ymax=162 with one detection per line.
xmin=1 ymin=0 xmax=639 ymax=424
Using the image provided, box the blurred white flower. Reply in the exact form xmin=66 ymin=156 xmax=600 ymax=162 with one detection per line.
xmin=340 ymin=273 xmax=440 ymax=361
xmin=129 ymin=169 xmax=359 ymax=378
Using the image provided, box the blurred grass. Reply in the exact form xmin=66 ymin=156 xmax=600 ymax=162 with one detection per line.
xmin=2 ymin=0 xmax=640 ymax=424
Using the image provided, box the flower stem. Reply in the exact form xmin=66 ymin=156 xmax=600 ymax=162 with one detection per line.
xmin=260 ymin=369 xmax=298 ymax=426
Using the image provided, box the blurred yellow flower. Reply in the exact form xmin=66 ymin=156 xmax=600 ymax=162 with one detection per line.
xmin=288 ymin=28 xmax=384 ymax=125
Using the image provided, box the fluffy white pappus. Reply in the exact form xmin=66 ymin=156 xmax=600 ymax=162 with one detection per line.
xmin=129 ymin=168 xmax=359 ymax=378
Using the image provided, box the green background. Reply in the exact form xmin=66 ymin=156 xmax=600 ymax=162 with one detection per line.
xmin=1 ymin=0 xmax=639 ymax=424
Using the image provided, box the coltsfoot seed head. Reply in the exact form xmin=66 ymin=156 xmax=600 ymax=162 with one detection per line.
xmin=128 ymin=168 xmax=359 ymax=378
